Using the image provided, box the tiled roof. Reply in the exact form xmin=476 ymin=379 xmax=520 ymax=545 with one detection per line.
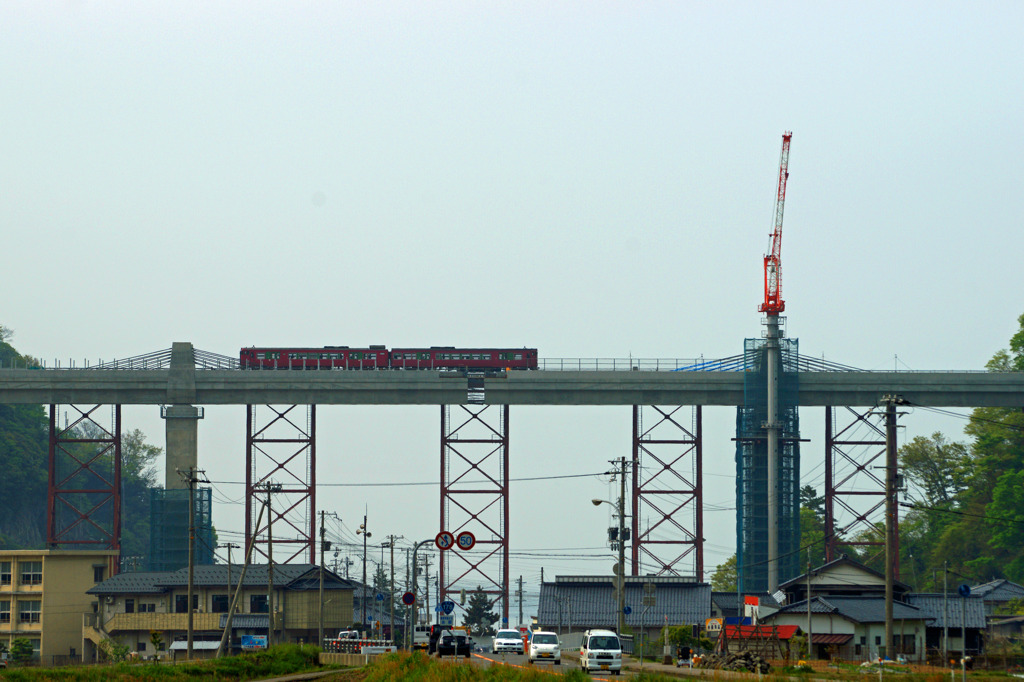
xmin=906 ymin=594 xmax=987 ymax=628
xmin=89 ymin=564 xmax=355 ymax=595
xmin=87 ymin=571 xmax=173 ymax=595
xmin=768 ymin=596 xmax=924 ymax=624
xmin=537 ymin=576 xmax=710 ymax=630
xmin=971 ymin=579 xmax=1024 ymax=602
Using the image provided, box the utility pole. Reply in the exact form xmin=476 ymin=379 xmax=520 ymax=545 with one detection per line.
xmin=943 ymin=561 xmax=949 ymax=664
xmin=424 ymin=553 xmax=431 ymax=624
xmin=384 ymin=535 xmax=403 ymax=644
xmin=807 ymin=549 xmax=813 ymax=660
xmin=516 ymin=576 xmax=524 ymax=629
xmin=220 ymin=542 xmax=240 ymax=628
xmin=216 ymin=502 xmax=266 ymax=658
xmin=882 ymin=395 xmax=903 ymax=660
xmin=357 ymin=514 xmax=371 ymax=627
xmin=261 ymin=481 xmax=282 ymax=647
xmin=318 ymin=510 xmax=334 ymax=646
xmin=178 ymin=467 xmax=208 ymax=661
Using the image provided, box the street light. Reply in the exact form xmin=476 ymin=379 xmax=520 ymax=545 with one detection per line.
xmin=593 ymin=489 xmax=627 ymax=636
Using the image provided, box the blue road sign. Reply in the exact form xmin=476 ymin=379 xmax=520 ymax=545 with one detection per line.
xmin=375 ymin=592 xmax=384 ymax=601
xmin=435 ymin=604 xmax=443 ymax=613
xmin=623 ymin=605 xmax=632 ymax=615
xmin=958 ymin=584 xmax=971 ymax=597
xmin=441 ymin=600 xmax=455 ymax=615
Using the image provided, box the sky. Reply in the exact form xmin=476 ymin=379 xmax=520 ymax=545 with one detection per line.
xmin=2 ymin=1 xmax=1023 ymax=625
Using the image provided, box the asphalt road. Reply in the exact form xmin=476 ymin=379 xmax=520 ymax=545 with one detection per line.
xmin=450 ymin=650 xmax=628 ymax=679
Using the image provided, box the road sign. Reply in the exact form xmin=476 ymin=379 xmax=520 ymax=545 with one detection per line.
xmin=435 ymin=604 xmax=443 ymax=613
xmin=441 ymin=600 xmax=455 ymax=615
xmin=456 ymin=531 xmax=476 ymax=550
xmin=502 ymin=616 xmax=509 ymax=624
xmin=439 ymin=614 xmax=454 ymax=626
xmin=435 ymin=531 xmax=455 ymax=551
xmin=375 ymin=592 xmax=384 ymax=602
xmin=623 ymin=605 xmax=632 ymax=615
xmin=402 ymin=591 xmax=415 ymax=606
xmin=959 ymin=584 xmax=971 ymax=597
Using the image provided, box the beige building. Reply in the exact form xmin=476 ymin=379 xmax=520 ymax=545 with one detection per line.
xmin=85 ymin=563 xmax=354 ymax=661
xmin=0 ymin=549 xmax=119 ymax=665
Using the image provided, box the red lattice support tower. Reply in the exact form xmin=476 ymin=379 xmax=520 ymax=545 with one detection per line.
xmin=631 ymin=405 xmax=703 ymax=579
xmin=47 ymin=404 xmax=122 ymax=558
xmin=825 ymin=406 xmax=898 ymax=577
xmin=440 ymin=404 xmax=509 ymax=621
xmin=245 ymin=404 xmax=316 ymax=564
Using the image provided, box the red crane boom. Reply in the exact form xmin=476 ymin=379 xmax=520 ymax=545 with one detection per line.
xmin=759 ymin=132 xmax=792 ymax=315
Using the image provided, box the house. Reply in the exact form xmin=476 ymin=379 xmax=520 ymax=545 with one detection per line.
xmin=906 ymin=593 xmax=986 ymax=660
xmin=536 ymin=575 xmax=710 ymax=648
xmin=84 ymin=563 xmax=354 ymax=660
xmin=760 ymin=595 xmax=929 ymax=662
xmin=761 ymin=555 xmax=986 ymax=663
xmin=970 ymin=579 xmax=1024 ymax=620
xmin=0 ymin=549 xmax=119 ymax=666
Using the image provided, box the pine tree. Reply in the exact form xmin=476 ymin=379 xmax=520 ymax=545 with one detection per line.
xmin=463 ymin=587 xmax=497 ymax=637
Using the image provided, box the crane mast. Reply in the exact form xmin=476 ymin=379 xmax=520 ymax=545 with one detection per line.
xmin=759 ymin=132 xmax=792 ymax=315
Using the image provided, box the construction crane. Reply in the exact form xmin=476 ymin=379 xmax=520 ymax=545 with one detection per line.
xmin=759 ymin=132 xmax=793 ymax=315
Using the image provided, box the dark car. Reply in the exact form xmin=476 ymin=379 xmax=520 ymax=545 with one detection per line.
xmin=436 ymin=631 xmax=472 ymax=658
xmin=427 ymin=624 xmax=447 ymax=655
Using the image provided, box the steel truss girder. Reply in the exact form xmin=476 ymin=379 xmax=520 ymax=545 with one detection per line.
xmin=825 ymin=406 xmax=898 ymax=577
xmin=245 ymin=404 xmax=316 ymax=564
xmin=47 ymin=404 xmax=121 ymax=554
xmin=440 ymin=404 xmax=509 ymax=620
xmin=631 ymin=405 xmax=703 ymax=579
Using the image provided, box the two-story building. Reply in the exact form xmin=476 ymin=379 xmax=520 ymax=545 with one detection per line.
xmin=0 ymin=549 xmax=119 ymax=665
xmin=85 ymin=563 xmax=355 ymax=660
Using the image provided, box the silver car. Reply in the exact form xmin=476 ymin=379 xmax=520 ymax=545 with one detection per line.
xmin=491 ymin=629 xmax=524 ymax=654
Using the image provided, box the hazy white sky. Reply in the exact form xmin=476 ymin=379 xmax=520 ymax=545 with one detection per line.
xmin=2 ymin=1 xmax=1022 ymax=617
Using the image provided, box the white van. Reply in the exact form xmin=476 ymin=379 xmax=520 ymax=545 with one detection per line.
xmin=579 ymin=629 xmax=622 ymax=674
xmin=412 ymin=624 xmax=432 ymax=650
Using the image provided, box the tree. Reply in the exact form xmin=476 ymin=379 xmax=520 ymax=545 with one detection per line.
xmin=0 ymin=324 xmax=12 ymax=343
xmin=9 ymin=638 xmax=33 ymax=664
xmin=899 ymin=433 xmax=971 ymax=508
xmin=463 ymin=587 xmax=498 ymax=637
xmin=710 ymin=555 xmax=737 ymax=591
xmin=799 ymin=486 xmax=827 ymax=567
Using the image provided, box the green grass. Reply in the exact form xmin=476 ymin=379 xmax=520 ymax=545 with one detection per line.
xmin=0 ymin=643 xmax=323 ymax=682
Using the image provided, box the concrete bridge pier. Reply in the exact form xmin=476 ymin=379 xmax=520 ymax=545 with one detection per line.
xmin=163 ymin=343 xmax=203 ymax=488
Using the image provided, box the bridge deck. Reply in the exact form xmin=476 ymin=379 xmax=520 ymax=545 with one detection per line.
xmin=0 ymin=369 xmax=1021 ymax=407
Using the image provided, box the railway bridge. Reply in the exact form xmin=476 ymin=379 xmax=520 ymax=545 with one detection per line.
xmin=2 ymin=341 xmax=1022 ymax=620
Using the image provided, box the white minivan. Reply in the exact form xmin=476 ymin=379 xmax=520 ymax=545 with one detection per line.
xmin=579 ymin=629 xmax=622 ymax=674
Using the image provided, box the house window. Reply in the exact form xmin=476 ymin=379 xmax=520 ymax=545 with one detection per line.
xmin=855 ymin=644 xmax=862 ymax=656
xmin=875 ymin=635 xmax=881 ymax=645
xmin=0 ymin=561 xmax=10 ymax=585
xmin=138 ymin=642 xmax=147 ymax=652
xmin=250 ymin=595 xmax=268 ymax=613
xmin=19 ymin=600 xmax=41 ymax=623
xmin=140 ymin=603 xmax=156 ymax=613
xmin=93 ymin=566 xmax=105 ymax=583
xmin=212 ymin=594 xmax=230 ymax=613
xmin=125 ymin=599 xmax=135 ymax=613
xmin=20 ymin=561 xmax=42 ymax=585
xmin=0 ymin=600 xmax=10 ymax=623
xmin=174 ymin=595 xmax=199 ymax=613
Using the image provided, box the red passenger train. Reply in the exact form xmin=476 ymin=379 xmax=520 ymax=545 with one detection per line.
xmin=239 ymin=346 xmax=538 ymax=371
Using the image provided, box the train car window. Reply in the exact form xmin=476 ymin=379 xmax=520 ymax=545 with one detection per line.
xmin=515 ymin=354 xmax=522 ymax=360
